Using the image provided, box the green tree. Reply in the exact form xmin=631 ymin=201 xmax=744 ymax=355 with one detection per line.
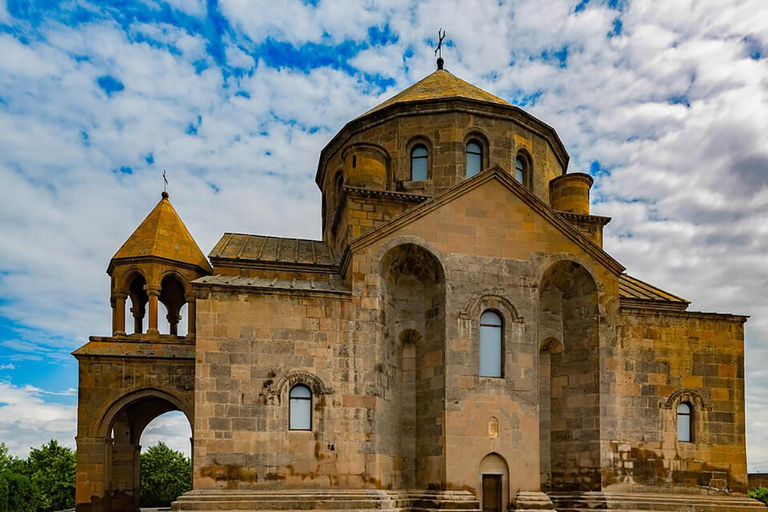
xmin=26 ymin=440 xmax=76 ymax=511
xmin=0 ymin=443 xmax=36 ymax=512
xmin=749 ymin=486 xmax=768 ymax=504
xmin=140 ymin=442 xmax=191 ymax=507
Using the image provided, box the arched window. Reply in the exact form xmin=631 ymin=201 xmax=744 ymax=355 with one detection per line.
xmin=289 ymin=384 xmax=312 ymax=431
xmin=514 ymin=155 xmax=527 ymax=184
xmin=466 ymin=140 xmax=483 ymax=177
xmin=479 ymin=310 xmax=503 ymax=377
xmin=677 ymin=402 xmax=692 ymax=442
xmin=411 ymin=144 xmax=428 ymax=181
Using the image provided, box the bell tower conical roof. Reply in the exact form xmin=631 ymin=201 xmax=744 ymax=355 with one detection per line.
xmin=109 ymin=192 xmax=213 ymax=274
xmin=360 ymin=68 xmax=511 ymax=118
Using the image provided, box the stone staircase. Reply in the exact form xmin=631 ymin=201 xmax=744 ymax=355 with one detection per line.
xmin=171 ymin=489 xmax=480 ymax=512
xmin=547 ymin=492 xmax=766 ymax=511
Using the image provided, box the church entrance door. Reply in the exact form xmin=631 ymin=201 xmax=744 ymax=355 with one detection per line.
xmin=482 ymin=474 xmax=502 ymax=512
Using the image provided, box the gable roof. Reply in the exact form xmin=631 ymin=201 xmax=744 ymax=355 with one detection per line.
xmin=209 ymin=233 xmax=338 ymax=272
xmin=110 ymin=193 xmax=212 ymax=273
xmin=343 ymin=165 xmax=625 ymax=276
xmin=360 ymin=69 xmax=510 ymax=117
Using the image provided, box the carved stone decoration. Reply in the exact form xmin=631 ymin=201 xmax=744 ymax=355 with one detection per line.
xmin=488 ymin=416 xmax=499 ymax=438
xmin=268 ymin=371 xmax=333 ymax=405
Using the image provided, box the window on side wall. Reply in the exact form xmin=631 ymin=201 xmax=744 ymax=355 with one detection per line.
xmin=677 ymin=402 xmax=692 ymax=442
xmin=466 ymin=140 xmax=483 ymax=177
xmin=289 ymin=384 xmax=312 ymax=431
xmin=479 ymin=310 xmax=503 ymax=377
xmin=411 ymin=144 xmax=428 ymax=181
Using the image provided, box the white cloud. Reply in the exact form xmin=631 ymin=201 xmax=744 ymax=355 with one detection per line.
xmin=0 ymin=381 xmax=76 ymax=458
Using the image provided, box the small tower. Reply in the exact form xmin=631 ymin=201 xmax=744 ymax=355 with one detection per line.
xmin=107 ymin=191 xmax=212 ymax=339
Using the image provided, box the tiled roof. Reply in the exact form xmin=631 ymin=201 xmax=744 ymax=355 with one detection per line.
xmin=619 ymin=274 xmax=690 ymax=310
xmin=209 ymin=233 xmax=338 ymax=267
xmin=111 ymin=193 xmax=212 ymax=273
xmin=361 ymin=69 xmax=510 ymax=117
xmin=194 ymin=275 xmax=349 ymax=294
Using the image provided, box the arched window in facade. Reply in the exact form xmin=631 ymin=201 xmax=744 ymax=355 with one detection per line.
xmin=411 ymin=144 xmax=428 ymax=181
xmin=479 ymin=310 xmax=503 ymax=377
xmin=514 ymin=155 xmax=527 ymax=184
xmin=289 ymin=384 xmax=312 ymax=431
xmin=677 ymin=402 xmax=692 ymax=442
xmin=466 ymin=140 xmax=483 ymax=177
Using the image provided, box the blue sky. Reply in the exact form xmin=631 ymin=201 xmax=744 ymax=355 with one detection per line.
xmin=0 ymin=0 xmax=767 ymax=470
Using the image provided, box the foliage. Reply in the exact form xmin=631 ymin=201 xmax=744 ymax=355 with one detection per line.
xmin=749 ymin=486 xmax=768 ymax=504
xmin=0 ymin=442 xmax=37 ymax=512
xmin=139 ymin=442 xmax=191 ymax=507
xmin=27 ymin=440 xmax=76 ymax=511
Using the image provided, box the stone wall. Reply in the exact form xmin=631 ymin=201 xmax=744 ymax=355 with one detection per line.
xmin=192 ymin=285 xmax=389 ymax=490
xmin=606 ymin=308 xmax=749 ymax=494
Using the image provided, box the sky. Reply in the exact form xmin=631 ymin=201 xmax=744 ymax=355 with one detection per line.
xmin=0 ymin=0 xmax=766 ymax=473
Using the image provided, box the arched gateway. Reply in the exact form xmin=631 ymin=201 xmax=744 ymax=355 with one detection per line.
xmin=74 ymin=192 xmax=210 ymax=512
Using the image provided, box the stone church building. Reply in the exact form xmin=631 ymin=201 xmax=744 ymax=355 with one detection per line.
xmin=74 ymin=62 xmax=762 ymax=512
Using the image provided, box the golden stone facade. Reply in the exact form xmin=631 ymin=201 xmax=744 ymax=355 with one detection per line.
xmin=74 ymin=66 xmax=761 ymax=512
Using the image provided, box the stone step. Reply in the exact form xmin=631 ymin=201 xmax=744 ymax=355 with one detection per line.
xmin=548 ymin=491 xmax=766 ymax=512
xmin=172 ymin=489 xmax=480 ymax=512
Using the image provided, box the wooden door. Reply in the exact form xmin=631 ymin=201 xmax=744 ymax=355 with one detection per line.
xmin=482 ymin=474 xmax=502 ymax=512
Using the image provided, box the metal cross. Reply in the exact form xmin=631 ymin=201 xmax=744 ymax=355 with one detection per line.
xmin=434 ymin=29 xmax=446 ymax=58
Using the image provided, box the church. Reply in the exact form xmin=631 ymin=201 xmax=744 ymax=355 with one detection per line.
xmin=73 ymin=58 xmax=761 ymax=512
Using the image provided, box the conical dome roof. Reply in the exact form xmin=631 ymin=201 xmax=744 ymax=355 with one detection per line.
xmin=110 ymin=192 xmax=212 ymax=273
xmin=361 ymin=68 xmax=510 ymax=117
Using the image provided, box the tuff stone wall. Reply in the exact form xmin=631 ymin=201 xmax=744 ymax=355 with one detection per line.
xmin=192 ymin=285 xmax=387 ymax=490
xmin=607 ymin=308 xmax=749 ymax=494
xmin=348 ymin=175 xmax=623 ymax=497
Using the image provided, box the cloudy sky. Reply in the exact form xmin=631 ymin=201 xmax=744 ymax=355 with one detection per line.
xmin=0 ymin=0 xmax=767 ymax=471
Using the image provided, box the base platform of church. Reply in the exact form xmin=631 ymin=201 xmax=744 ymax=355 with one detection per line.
xmin=170 ymin=489 xmax=478 ymax=512
xmin=169 ymin=489 xmax=765 ymax=512
xmin=547 ymin=491 xmax=765 ymax=511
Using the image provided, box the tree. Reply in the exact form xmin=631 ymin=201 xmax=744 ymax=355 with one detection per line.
xmin=140 ymin=442 xmax=191 ymax=507
xmin=0 ymin=443 xmax=37 ymax=512
xmin=26 ymin=440 xmax=76 ymax=512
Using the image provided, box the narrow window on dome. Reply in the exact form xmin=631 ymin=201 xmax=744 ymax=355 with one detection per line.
xmin=677 ymin=402 xmax=692 ymax=442
xmin=289 ymin=384 xmax=312 ymax=431
xmin=466 ymin=140 xmax=483 ymax=177
xmin=515 ymin=155 xmax=527 ymax=184
xmin=411 ymin=144 xmax=428 ymax=181
xmin=479 ymin=310 xmax=503 ymax=377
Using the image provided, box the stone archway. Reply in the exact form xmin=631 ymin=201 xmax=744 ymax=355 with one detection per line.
xmin=74 ymin=348 xmax=195 ymax=512
xmin=102 ymin=390 xmax=192 ymax=512
xmin=538 ymin=260 xmax=600 ymax=491
xmin=378 ymin=242 xmax=446 ymax=490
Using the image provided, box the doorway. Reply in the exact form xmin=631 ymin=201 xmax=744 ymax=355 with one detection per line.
xmin=482 ymin=474 xmax=502 ymax=512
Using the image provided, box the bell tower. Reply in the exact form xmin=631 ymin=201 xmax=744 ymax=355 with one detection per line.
xmin=108 ymin=190 xmax=212 ymax=338
xmin=74 ymin=191 xmax=211 ymax=512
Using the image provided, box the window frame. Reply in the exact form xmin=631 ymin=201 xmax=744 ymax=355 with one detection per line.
xmin=410 ymin=143 xmax=429 ymax=181
xmin=514 ymin=152 xmax=531 ymax=187
xmin=677 ymin=401 xmax=693 ymax=443
xmin=466 ymin=139 xmax=484 ymax=178
xmin=479 ymin=309 xmax=504 ymax=378
xmin=289 ymin=384 xmax=313 ymax=431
